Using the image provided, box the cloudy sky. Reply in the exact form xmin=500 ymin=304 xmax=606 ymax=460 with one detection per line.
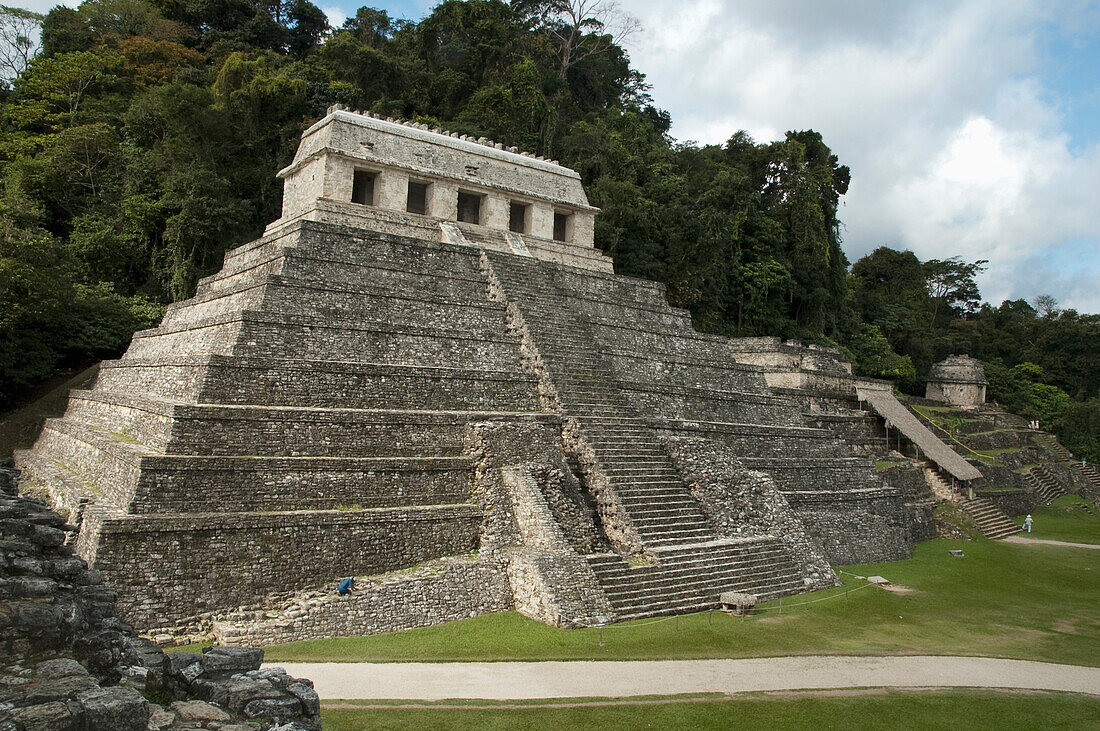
xmin=16 ymin=0 xmax=1100 ymax=312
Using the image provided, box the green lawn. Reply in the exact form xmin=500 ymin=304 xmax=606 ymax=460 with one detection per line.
xmin=320 ymin=689 xmax=1100 ymax=730
xmin=263 ymin=536 xmax=1100 ymax=666
xmin=1015 ymin=495 xmax=1100 ymax=544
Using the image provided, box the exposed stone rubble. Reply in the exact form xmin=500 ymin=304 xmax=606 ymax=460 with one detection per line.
xmin=0 ymin=464 xmax=321 ymax=731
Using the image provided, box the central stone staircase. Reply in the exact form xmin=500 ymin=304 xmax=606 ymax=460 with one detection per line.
xmin=487 ymin=252 xmax=714 ymax=549
xmin=484 ymin=251 xmax=808 ymax=617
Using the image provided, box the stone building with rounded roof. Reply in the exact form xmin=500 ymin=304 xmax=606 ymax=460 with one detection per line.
xmin=925 ymin=355 xmax=987 ymax=409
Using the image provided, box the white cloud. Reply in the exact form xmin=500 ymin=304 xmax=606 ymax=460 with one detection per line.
xmin=8 ymin=0 xmax=77 ymax=14
xmin=623 ymin=0 xmax=1100 ymax=312
xmin=322 ymin=6 xmax=347 ymax=30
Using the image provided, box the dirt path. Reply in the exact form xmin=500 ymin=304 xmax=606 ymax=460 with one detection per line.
xmin=320 ymin=686 xmax=1071 ymax=709
xmin=1003 ymin=536 xmax=1100 ymax=549
xmin=268 ymin=656 xmax=1100 ymax=700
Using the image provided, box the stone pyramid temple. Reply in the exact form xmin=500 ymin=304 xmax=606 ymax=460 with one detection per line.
xmin=17 ymin=107 xmax=922 ymax=640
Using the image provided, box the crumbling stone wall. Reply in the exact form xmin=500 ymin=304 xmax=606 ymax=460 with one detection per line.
xmin=0 ymin=465 xmax=321 ymax=730
xmin=880 ymin=465 xmax=938 ymax=543
xmin=81 ymin=503 xmax=481 ymax=628
xmin=791 ymin=497 xmax=912 ymax=564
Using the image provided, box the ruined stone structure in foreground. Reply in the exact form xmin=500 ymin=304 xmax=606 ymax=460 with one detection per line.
xmin=19 ymin=108 xmax=926 ymax=640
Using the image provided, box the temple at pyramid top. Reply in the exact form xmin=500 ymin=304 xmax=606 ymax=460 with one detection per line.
xmin=266 ymin=104 xmax=610 ymax=272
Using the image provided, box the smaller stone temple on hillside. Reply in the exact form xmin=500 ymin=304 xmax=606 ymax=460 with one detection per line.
xmin=925 ymin=355 xmax=987 ymax=409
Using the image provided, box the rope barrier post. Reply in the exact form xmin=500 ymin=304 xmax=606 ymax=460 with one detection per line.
xmin=675 ymin=614 xmax=679 ymax=631
xmin=779 ymin=597 xmax=782 ymax=616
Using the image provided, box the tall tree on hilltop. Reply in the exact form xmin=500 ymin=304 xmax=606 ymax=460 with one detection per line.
xmin=511 ymin=0 xmax=638 ymax=77
xmin=762 ymin=130 xmax=851 ymax=336
xmin=923 ymin=256 xmax=987 ymax=327
xmin=0 ymin=5 xmax=42 ymax=84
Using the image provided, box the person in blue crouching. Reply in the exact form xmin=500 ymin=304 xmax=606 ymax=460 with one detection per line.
xmin=337 ymin=577 xmax=355 ymax=595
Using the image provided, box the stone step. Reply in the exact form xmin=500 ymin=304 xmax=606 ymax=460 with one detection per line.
xmin=592 ymin=551 xmax=792 ymax=582
xmin=611 ymin=579 xmax=806 ymax=620
xmin=607 ymin=477 xmax=685 ymax=490
xmin=590 ymin=444 xmax=670 ymax=456
xmin=601 ymin=463 xmax=680 ymax=475
xmin=602 ymin=463 xmax=679 ymax=473
xmin=630 ymin=521 xmax=713 ymax=537
xmin=961 ymin=497 xmax=1021 ymax=538
xmin=600 ymin=564 xmax=799 ymax=602
xmin=608 ymin=485 xmax=691 ymax=498
xmin=561 ymin=395 xmax=631 ymax=406
xmin=628 ymin=513 xmax=710 ymax=529
xmin=626 ymin=507 xmax=707 ymax=520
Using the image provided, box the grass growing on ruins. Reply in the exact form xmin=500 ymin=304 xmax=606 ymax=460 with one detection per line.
xmin=263 ymin=535 xmax=1100 ymax=666
xmin=318 ymin=689 xmax=1100 ymax=730
xmin=1014 ymin=495 xmax=1100 ymax=544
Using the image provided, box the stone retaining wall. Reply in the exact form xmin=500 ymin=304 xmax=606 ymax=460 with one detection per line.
xmin=215 ymin=557 xmax=512 ymax=646
xmin=83 ymin=504 xmax=481 ymax=627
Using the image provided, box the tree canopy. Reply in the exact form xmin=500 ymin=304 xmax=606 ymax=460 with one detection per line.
xmin=0 ymin=0 xmax=1095 ymax=459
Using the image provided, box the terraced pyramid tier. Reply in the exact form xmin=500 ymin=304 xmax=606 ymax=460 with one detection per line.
xmin=17 ymin=221 xmax=559 ymax=627
xmin=18 ymin=216 xmax=914 ymax=632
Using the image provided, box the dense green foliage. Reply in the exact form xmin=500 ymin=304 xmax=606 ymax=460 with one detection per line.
xmin=0 ymin=0 xmax=1095 ymax=457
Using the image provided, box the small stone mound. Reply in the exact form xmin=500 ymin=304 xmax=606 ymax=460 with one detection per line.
xmin=0 ymin=463 xmax=321 ymax=730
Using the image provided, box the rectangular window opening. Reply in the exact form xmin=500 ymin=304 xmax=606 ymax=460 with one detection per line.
xmin=509 ymin=202 xmax=529 ymax=233
xmin=407 ymin=181 xmax=429 ymax=215
xmin=351 ymin=170 xmax=376 ymax=205
xmin=457 ymin=191 xmax=482 ymax=224
xmin=553 ymin=211 xmax=572 ymax=242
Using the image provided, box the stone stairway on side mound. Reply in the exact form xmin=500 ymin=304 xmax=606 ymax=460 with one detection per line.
xmin=1033 ymin=432 xmax=1100 ymax=493
xmin=961 ymin=495 xmax=1021 ymax=538
xmin=924 ymin=463 xmax=1019 ymax=538
xmin=1024 ymin=465 xmax=1068 ymax=504
xmin=481 ymin=250 xmax=874 ymax=617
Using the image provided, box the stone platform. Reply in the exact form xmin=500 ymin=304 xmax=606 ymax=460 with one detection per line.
xmin=16 ymin=109 xmax=915 ymax=638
